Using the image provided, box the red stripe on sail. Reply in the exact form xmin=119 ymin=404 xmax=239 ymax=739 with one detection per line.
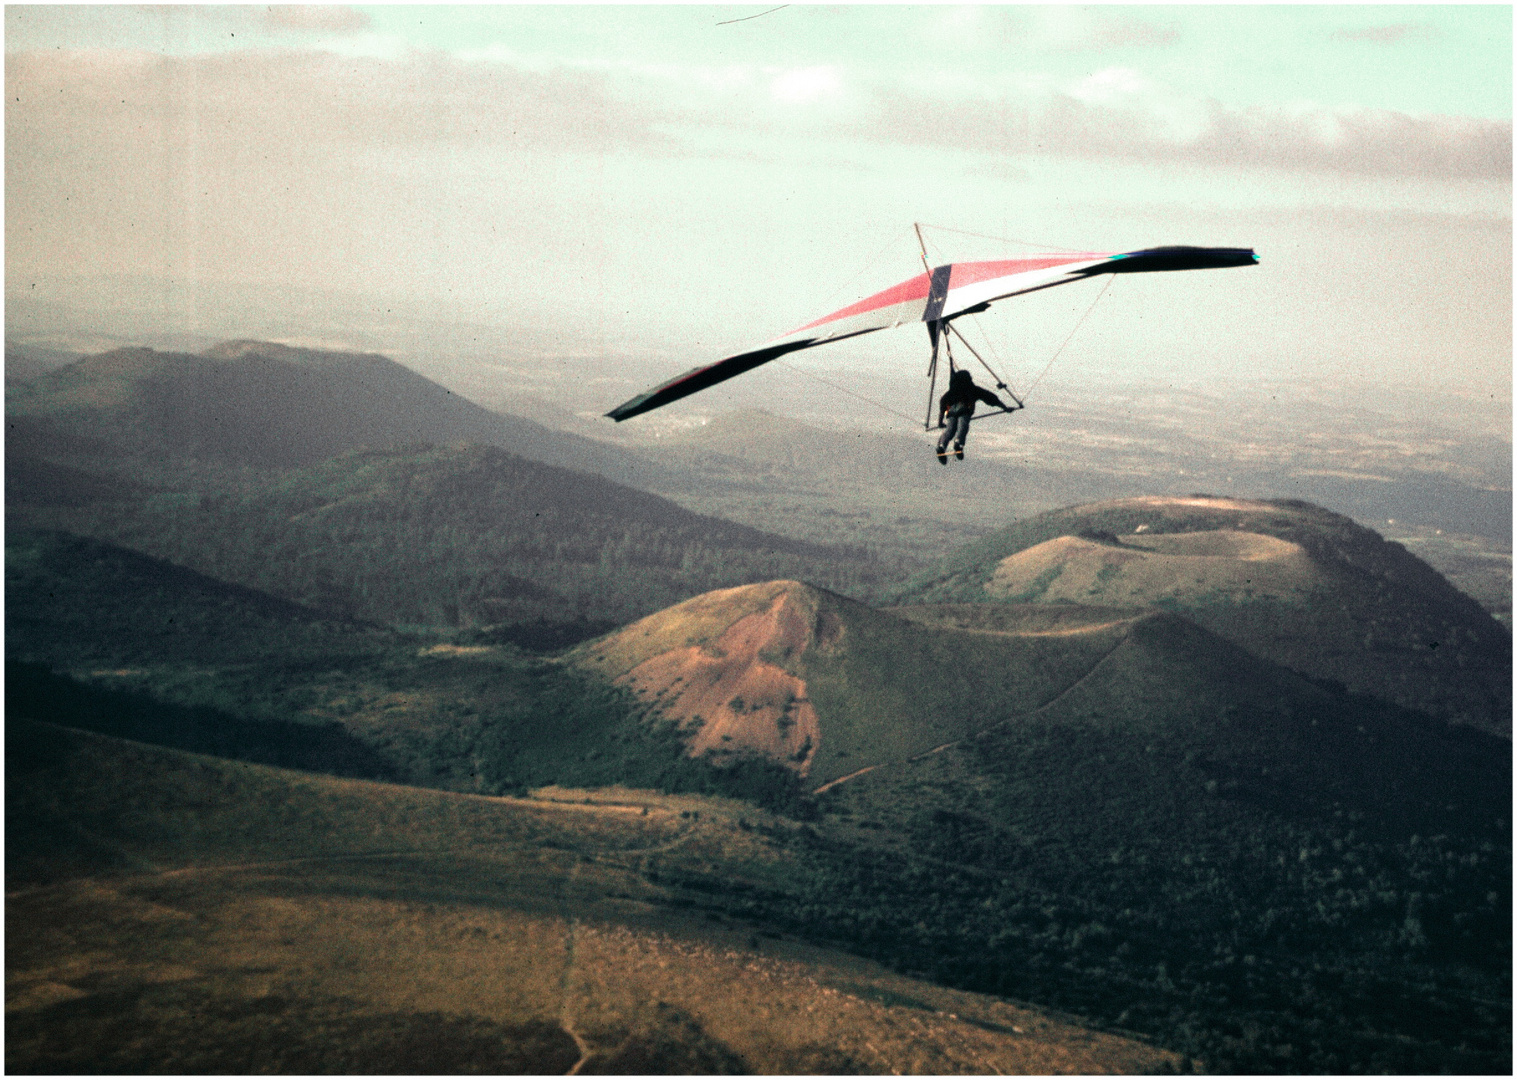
xmin=787 ymin=271 xmax=934 ymax=335
xmin=947 ymin=255 xmax=1109 ymax=290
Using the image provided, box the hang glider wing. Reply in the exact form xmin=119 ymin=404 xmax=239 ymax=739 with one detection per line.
xmin=606 ymin=245 xmax=1257 ymax=421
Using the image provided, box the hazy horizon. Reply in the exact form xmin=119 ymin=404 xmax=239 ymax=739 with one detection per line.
xmin=6 ymin=4 xmax=1511 ymax=419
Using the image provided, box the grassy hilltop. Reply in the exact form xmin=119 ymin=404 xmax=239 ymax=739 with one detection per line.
xmin=572 ymin=581 xmax=1130 ymax=788
xmin=892 ymin=495 xmax=1512 ymax=734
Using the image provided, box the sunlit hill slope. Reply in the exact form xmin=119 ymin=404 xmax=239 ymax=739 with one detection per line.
xmin=573 ymin=581 xmax=1132 ymax=788
xmin=571 ymin=578 xmax=1507 ymax=821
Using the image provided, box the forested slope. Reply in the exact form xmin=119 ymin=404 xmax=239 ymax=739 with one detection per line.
xmin=11 ymin=443 xmax=895 ymax=637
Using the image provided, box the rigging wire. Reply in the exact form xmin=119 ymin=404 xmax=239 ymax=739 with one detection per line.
xmin=915 ymin=220 xmax=1112 ymax=402
xmin=801 ymin=225 xmax=922 ymax=329
xmin=774 ymin=358 xmax=922 ymax=430
xmin=914 ymin=222 xmax=1090 ymax=254
xmin=1022 ymin=275 xmax=1116 ymax=398
xmin=963 ymin=310 xmax=1020 ymax=397
xmin=945 ymin=322 xmax=1018 ymax=405
xmin=716 ymin=4 xmax=789 ymax=25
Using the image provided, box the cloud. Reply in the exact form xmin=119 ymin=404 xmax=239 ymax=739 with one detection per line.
xmin=1332 ymin=24 xmax=1435 ymax=45
xmin=14 ymin=37 xmax=1504 ymax=186
xmin=5 ymin=46 xmax=672 ymax=152
xmin=770 ymin=65 xmax=842 ymax=106
xmin=1199 ymin=103 xmax=1510 ymax=180
xmin=7 ymin=33 xmax=1509 ymax=314
xmin=1031 ymin=8 xmax=1180 ymax=51
xmin=263 ymin=6 xmax=371 ymax=35
xmin=5 ymin=45 xmax=681 ymax=298
xmin=851 ymin=75 xmax=1511 ymax=182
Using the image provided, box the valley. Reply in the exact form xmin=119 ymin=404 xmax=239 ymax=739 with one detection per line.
xmin=5 ymin=337 xmax=1510 ymax=1074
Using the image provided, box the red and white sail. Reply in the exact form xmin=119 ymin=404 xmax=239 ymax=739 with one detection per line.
xmin=607 ymin=245 xmax=1257 ymax=422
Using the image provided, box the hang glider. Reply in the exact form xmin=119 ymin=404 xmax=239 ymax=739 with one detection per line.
xmin=605 ymin=244 xmax=1258 ymax=423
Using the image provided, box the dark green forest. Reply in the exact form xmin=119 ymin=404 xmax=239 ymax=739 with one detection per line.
xmin=12 ymin=443 xmax=901 ymax=637
xmin=784 ymin=695 xmax=1510 ymax=1074
xmin=8 ymin=347 xmax=907 ymax=639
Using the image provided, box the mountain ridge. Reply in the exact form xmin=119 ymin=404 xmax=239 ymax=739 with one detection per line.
xmin=6 ymin=340 xmax=674 ymax=488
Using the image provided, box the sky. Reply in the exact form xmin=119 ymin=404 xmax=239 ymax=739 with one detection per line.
xmin=5 ymin=4 xmax=1512 ymax=417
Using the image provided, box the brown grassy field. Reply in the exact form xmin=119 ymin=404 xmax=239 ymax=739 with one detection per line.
xmin=7 ymin=720 xmax=1182 ymax=1074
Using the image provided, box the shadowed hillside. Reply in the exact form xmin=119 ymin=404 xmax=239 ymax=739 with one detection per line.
xmin=10 ymin=444 xmax=896 ymax=633
xmin=4 ymin=342 xmax=82 ymax=384
xmin=5 ymin=340 xmax=672 ymax=488
xmin=892 ymin=495 xmax=1511 ymax=734
xmin=7 ymin=528 xmax=373 ymax=662
xmin=5 ymin=529 xmax=814 ymax=808
xmin=794 ymin=622 xmax=1510 ymax=1072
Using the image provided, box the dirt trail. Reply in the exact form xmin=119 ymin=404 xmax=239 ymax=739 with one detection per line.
xmin=558 ymin=862 xmax=596 ymax=1075
xmin=923 ymin=618 xmax=1135 ymax=639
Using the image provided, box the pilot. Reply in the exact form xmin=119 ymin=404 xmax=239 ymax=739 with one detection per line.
xmin=936 ymin=369 xmax=1007 ymax=463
